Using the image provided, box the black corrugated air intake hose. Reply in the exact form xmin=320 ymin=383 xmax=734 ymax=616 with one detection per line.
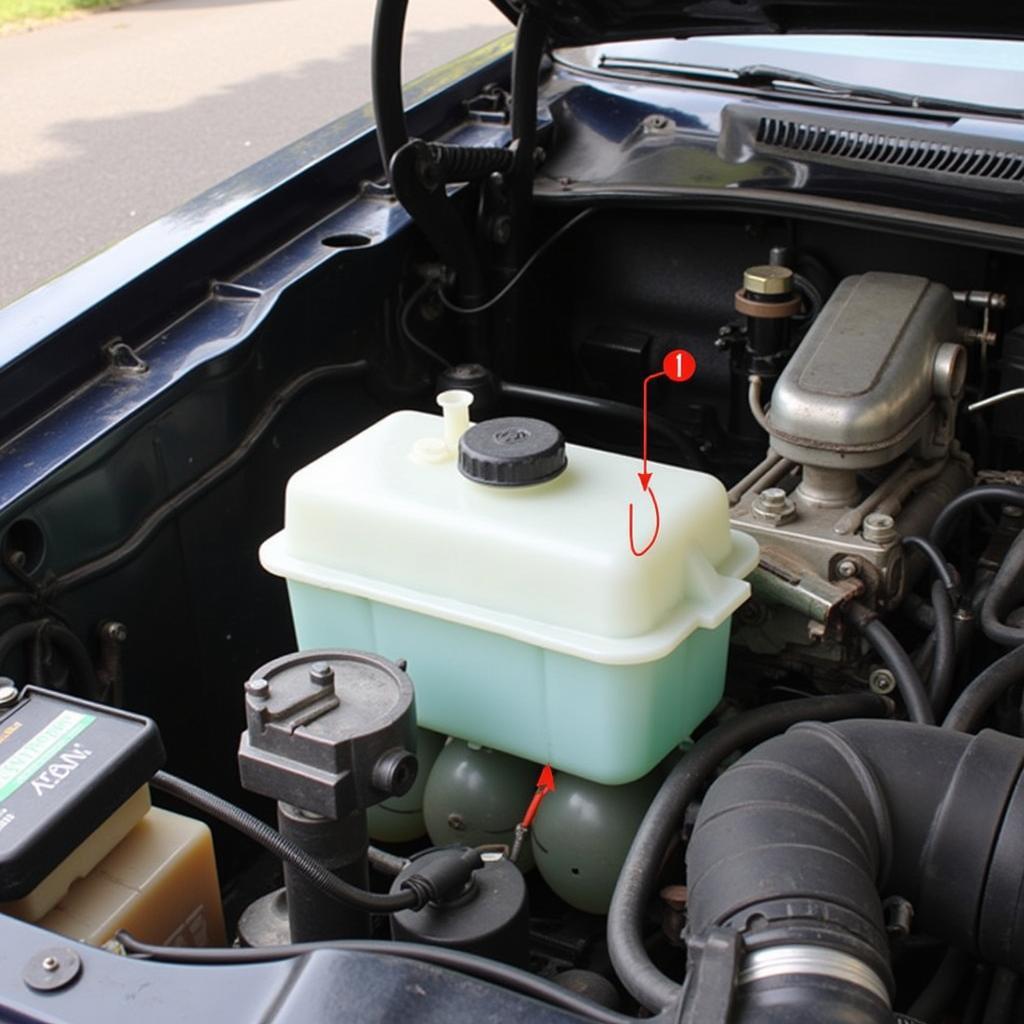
xmin=681 ymin=721 xmax=1024 ymax=1023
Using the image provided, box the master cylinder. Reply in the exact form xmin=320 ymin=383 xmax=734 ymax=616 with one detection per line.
xmin=730 ymin=270 xmax=972 ymax=644
xmin=768 ymin=272 xmax=965 ymax=502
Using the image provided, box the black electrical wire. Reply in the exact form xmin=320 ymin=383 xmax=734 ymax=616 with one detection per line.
xmin=925 ymin=581 xmax=957 ymax=717
xmin=791 ymin=271 xmax=823 ymax=324
xmin=38 ymin=621 xmax=102 ymax=700
xmin=606 ymin=691 xmax=891 ymax=1012
xmin=903 ymin=535 xmax=958 ymax=594
xmin=438 ymin=209 xmax=595 ymax=316
xmin=980 ymin=529 xmax=1024 ymax=648
xmin=903 ymin=536 xmax=958 ymax=718
xmin=943 ymin=643 xmax=1024 ymax=733
xmin=399 ymin=281 xmax=451 ymax=368
xmin=0 ymin=592 xmax=33 ymax=614
xmin=150 ymin=771 xmax=418 ymax=914
xmin=115 ymin=932 xmax=650 ymax=1024
xmin=929 ymin=485 xmax=1024 ymax=550
xmin=0 ymin=620 xmax=48 ymax=677
xmin=0 ymin=617 xmax=102 ymax=700
xmin=499 ymin=380 xmax=707 ymax=471
xmin=48 ymin=361 xmax=367 ymax=596
xmin=845 ymin=602 xmax=935 ymax=726
xmin=914 ymin=613 xmax=978 ymax=721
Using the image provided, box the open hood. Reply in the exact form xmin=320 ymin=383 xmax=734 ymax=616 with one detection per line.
xmin=489 ymin=0 xmax=1024 ymax=46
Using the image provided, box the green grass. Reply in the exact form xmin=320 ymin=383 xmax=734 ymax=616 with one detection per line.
xmin=0 ymin=0 xmax=126 ymax=28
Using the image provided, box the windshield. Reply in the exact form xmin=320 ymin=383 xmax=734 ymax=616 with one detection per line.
xmin=559 ymin=35 xmax=1024 ymax=115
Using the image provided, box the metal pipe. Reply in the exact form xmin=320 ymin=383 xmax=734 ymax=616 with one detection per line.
xmin=875 ymin=457 xmax=953 ymax=517
xmin=833 ymin=457 xmax=917 ymax=536
xmin=747 ymin=375 xmax=772 ymax=433
xmin=728 ymin=451 xmax=781 ymax=505
xmin=968 ymin=389 xmax=1024 ymax=414
xmin=752 ymin=457 xmax=796 ymax=495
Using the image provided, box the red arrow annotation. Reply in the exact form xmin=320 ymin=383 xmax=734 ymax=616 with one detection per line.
xmin=519 ymin=764 xmax=556 ymax=829
xmin=628 ymin=349 xmax=697 ymax=558
xmin=628 ymin=488 xmax=661 ymax=557
xmin=638 ymin=369 xmax=662 ymax=493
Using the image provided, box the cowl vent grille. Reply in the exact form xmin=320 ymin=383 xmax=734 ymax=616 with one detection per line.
xmin=757 ymin=116 xmax=1024 ymax=183
xmin=718 ymin=105 xmax=1024 ymax=192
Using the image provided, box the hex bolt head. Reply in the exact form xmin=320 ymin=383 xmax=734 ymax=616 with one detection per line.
xmin=309 ymin=662 xmax=334 ymax=687
xmin=837 ymin=558 xmax=859 ymax=579
xmin=744 ymin=264 xmax=794 ymax=296
xmin=863 ymin=513 xmax=898 ymax=545
xmin=869 ymin=668 xmax=897 ymax=695
xmin=753 ymin=487 xmax=796 ymax=524
xmin=245 ymin=678 xmax=270 ymax=700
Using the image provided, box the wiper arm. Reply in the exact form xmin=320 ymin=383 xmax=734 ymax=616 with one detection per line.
xmin=597 ymin=55 xmax=1024 ymax=121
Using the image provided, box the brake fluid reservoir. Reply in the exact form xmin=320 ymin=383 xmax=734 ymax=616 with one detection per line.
xmin=260 ymin=395 xmax=757 ymax=785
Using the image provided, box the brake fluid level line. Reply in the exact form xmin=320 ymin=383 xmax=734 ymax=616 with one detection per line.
xmin=629 ymin=349 xmax=697 ymax=557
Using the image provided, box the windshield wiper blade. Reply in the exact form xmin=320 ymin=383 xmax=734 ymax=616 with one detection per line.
xmin=597 ymin=55 xmax=1024 ymax=121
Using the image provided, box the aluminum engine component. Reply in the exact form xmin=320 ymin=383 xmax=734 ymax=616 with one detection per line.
xmin=731 ymin=272 xmax=973 ymax=660
xmin=768 ymin=272 xmax=965 ymax=477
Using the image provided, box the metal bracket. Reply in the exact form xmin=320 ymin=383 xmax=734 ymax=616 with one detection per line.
xmin=751 ymin=548 xmax=863 ymax=634
xmin=104 ymin=339 xmax=148 ymax=374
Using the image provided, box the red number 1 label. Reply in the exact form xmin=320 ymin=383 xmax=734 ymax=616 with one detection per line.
xmin=663 ymin=348 xmax=696 ymax=382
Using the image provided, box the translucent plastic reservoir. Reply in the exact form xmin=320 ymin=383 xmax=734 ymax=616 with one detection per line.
xmin=261 ymin=406 xmax=757 ymax=785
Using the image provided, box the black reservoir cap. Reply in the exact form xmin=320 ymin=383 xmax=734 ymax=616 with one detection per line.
xmin=458 ymin=417 xmax=567 ymax=487
xmin=0 ymin=687 xmax=165 ymax=900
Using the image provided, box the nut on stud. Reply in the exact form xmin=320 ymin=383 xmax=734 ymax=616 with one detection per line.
xmin=752 ymin=487 xmax=796 ymax=525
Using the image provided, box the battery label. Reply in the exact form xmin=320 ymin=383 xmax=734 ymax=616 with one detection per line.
xmin=0 ymin=710 xmax=95 ymax=802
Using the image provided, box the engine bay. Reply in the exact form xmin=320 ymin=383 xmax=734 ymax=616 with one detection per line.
xmin=2 ymin=17 xmax=1024 ymax=1024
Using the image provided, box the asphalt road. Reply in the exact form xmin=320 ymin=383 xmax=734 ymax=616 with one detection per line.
xmin=0 ymin=0 xmax=509 ymax=308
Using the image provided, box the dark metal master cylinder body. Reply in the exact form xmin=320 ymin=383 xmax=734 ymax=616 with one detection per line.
xmin=278 ymin=803 xmax=371 ymax=941
xmin=236 ymin=650 xmax=417 ymax=943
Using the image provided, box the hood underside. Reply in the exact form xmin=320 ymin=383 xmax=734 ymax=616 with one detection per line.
xmin=489 ymin=0 xmax=1024 ymax=46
